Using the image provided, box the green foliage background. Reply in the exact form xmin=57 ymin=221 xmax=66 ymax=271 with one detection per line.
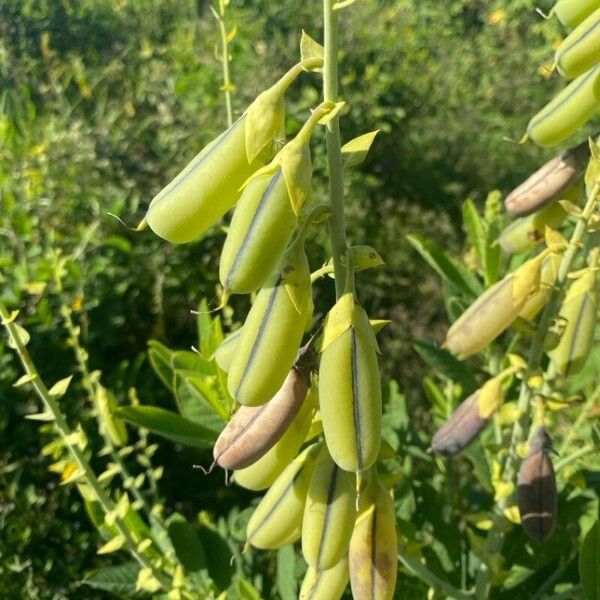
xmin=1 ymin=0 xmax=595 ymax=598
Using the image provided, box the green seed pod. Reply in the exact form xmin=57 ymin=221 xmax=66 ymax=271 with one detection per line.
xmin=95 ymin=384 xmax=128 ymax=447
xmin=319 ymin=292 xmax=382 ymax=473
xmin=144 ymin=60 xmax=324 ymax=244
xmin=519 ymin=254 xmax=562 ymax=321
xmin=213 ymin=344 xmax=316 ymax=470
xmin=430 ymin=370 xmax=508 ymax=455
xmin=554 ymin=0 xmax=600 ymax=30
xmin=527 ymin=65 xmax=600 ymax=147
xmin=499 ymin=201 xmax=568 ymax=254
xmin=302 ymin=445 xmax=357 ymax=570
xmin=300 ymin=558 xmax=349 ymax=600
xmin=548 ymin=268 xmax=598 ymax=376
xmin=245 ymin=442 xmax=320 ymax=550
xmin=226 ymin=242 xmax=313 ymax=407
xmin=556 ymin=8 xmax=600 ymax=78
xmin=220 ymin=103 xmax=334 ymax=295
xmin=517 ymin=427 xmax=557 ymax=542
xmin=504 ymin=141 xmax=588 ymax=217
xmin=349 ymin=478 xmax=398 ymax=600
xmin=444 ymin=253 xmax=547 ymax=358
xmin=213 ymin=327 xmax=243 ymax=373
xmin=233 ymin=386 xmax=317 ymax=491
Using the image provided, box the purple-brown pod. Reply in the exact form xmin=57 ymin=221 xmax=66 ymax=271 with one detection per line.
xmin=504 ymin=139 xmax=588 ymax=217
xmin=430 ymin=391 xmax=489 ymax=456
xmin=517 ymin=427 xmax=557 ymax=542
xmin=212 ymin=342 xmax=317 ymax=471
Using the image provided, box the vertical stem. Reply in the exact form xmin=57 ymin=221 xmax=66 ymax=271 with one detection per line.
xmin=216 ymin=2 xmax=233 ymax=128
xmin=323 ymin=0 xmax=348 ymax=299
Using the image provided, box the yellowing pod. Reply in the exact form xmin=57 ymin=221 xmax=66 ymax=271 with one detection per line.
xmin=318 ymin=293 xmax=382 ymax=473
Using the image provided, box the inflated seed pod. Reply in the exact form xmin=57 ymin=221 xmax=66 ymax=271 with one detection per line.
xmin=517 ymin=427 xmax=557 ymax=542
xmin=302 ymin=445 xmax=357 ymax=570
xmin=519 ymin=254 xmax=562 ymax=321
xmin=232 ymin=386 xmax=317 ymax=491
xmin=554 ymin=0 xmax=600 ymax=30
xmin=444 ymin=252 xmax=547 ymax=358
xmin=548 ymin=268 xmax=597 ymax=376
xmin=319 ymin=292 xmax=382 ymax=473
xmin=144 ymin=60 xmax=323 ymax=244
xmin=300 ymin=558 xmax=349 ymax=600
xmin=527 ymin=65 xmax=600 ymax=147
xmin=430 ymin=370 xmax=507 ymax=455
xmin=349 ymin=478 xmax=398 ymax=600
xmin=245 ymin=443 xmax=320 ymax=550
xmin=227 ymin=242 xmax=313 ymax=407
xmin=220 ymin=103 xmax=333 ymax=295
xmin=499 ymin=201 xmax=568 ymax=254
xmin=505 ymin=141 xmax=588 ymax=217
xmin=556 ymin=8 xmax=600 ymax=78
xmin=213 ymin=328 xmax=243 ymax=373
xmin=212 ymin=343 xmax=316 ymax=471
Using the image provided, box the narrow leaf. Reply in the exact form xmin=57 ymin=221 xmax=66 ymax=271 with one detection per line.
xmin=97 ymin=535 xmax=126 ymax=555
xmin=341 ymin=130 xmax=379 ymax=167
xmin=48 ymin=375 xmax=73 ymax=398
xmin=580 ymin=520 xmax=600 ymax=600
xmin=114 ymin=406 xmax=217 ymax=449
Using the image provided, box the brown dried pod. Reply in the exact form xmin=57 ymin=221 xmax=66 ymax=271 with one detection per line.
xmin=430 ymin=391 xmax=488 ymax=456
xmin=212 ymin=342 xmax=317 ymax=471
xmin=517 ymin=427 xmax=557 ymax=542
xmin=504 ymin=139 xmax=588 ymax=217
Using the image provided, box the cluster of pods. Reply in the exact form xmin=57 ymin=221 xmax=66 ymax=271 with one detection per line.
xmin=527 ymin=0 xmax=600 ymax=147
xmin=143 ymin=57 xmax=395 ymax=599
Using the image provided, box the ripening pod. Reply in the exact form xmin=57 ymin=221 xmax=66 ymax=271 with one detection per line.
xmin=499 ymin=201 xmax=568 ymax=254
xmin=212 ymin=344 xmax=315 ymax=471
xmin=233 ymin=386 xmax=317 ymax=491
xmin=302 ymin=445 xmax=357 ymax=570
xmin=227 ymin=243 xmax=313 ymax=407
xmin=245 ymin=442 xmax=321 ymax=550
xmin=319 ymin=292 xmax=382 ymax=473
xmin=444 ymin=252 xmax=547 ymax=358
xmin=299 ymin=557 xmax=349 ymax=600
xmin=220 ymin=102 xmax=334 ymax=295
xmin=430 ymin=371 xmax=507 ymax=455
xmin=556 ymin=8 xmax=600 ymax=78
xmin=527 ymin=64 xmax=600 ymax=147
xmin=348 ymin=477 xmax=398 ymax=600
xmin=519 ymin=254 xmax=562 ymax=321
xmin=517 ymin=427 xmax=557 ymax=542
xmin=554 ymin=0 xmax=600 ymax=29
xmin=504 ymin=141 xmax=588 ymax=217
xmin=548 ymin=268 xmax=598 ymax=376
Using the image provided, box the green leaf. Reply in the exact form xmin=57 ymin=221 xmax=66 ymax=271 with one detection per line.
xmin=580 ymin=520 xmax=600 ymax=600
xmin=166 ymin=513 xmax=207 ymax=573
xmin=84 ymin=562 xmax=148 ymax=597
xmin=172 ymin=350 xmax=213 ymax=376
xmin=148 ymin=340 xmax=174 ymax=391
xmin=175 ymin=375 xmax=228 ymax=428
xmin=413 ymin=340 xmax=477 ymax=393
xmin=300 ymin=30 xmax=324 ymax=65
xmin=276 ymin=545 xmax=297 ymax=600
xmin=462 ymin=199 xmax=486 ymax=266
xmin=406 ymin=234 xmax=481 ymax=299
xmin=422 ymin=376 xmax=447 ymax=420
xmin=48 ymin=375 xmax=73 ymax=398
xmin=341 ymin=130 xmax=379 ymax=167
xmin=196 ymin=299 xmax=213 ymax=357
xmin=197 ymin=522 xmax=233 ymax=590
xmin=114 ymin=406 xmax=216 ymax=449
xmin=484 ymin=219 xmax=501 ymax=286
xmin=227 ymin=576 xmax=262 ymax=600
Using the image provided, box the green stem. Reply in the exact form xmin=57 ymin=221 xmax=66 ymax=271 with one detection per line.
xmin=0 ymin=300 xmax=170 ymax=591
xmin=212 ymin=2 xmax=233 ymax=127
xmin=323 ymin=0 xmax=348 ymax=299
xmin=398 ymin=553 xmax=474 ymax=600
xmin=474 ymin=177 xmax=600 ymax=599
xmin=555 ymin=444 xmax=596 ymax=471
xmin=559 ymin=384 xmax=600 ymax=454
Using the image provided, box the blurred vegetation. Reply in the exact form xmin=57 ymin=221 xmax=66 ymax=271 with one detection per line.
xmin=1 ymin=0 xmax=597 ymax=598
